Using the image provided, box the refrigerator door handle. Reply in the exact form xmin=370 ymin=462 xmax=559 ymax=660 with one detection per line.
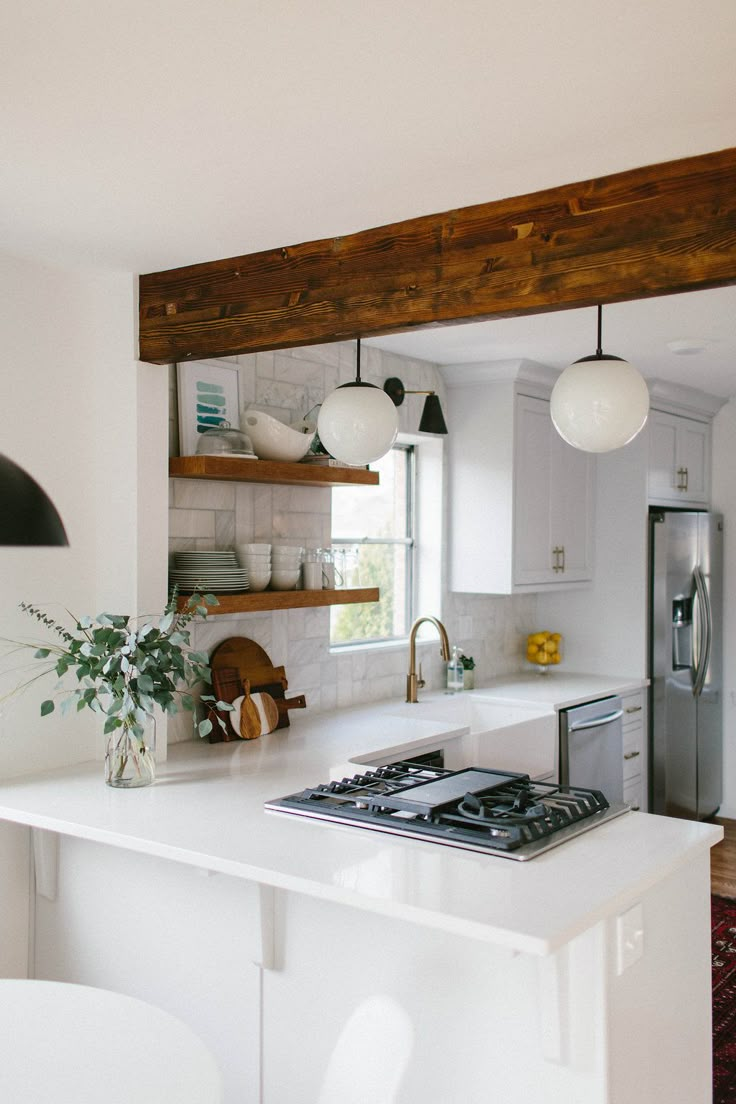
xmin=692 ymin=565 xmax=712 ymax=697
xmin=568 ymin=709 xmax=624 ymax=732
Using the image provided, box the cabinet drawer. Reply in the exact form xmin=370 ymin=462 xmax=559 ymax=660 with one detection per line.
xmin=623 ymin=776 xmax=644 ymax=812
xmin=623 ymin=741 xmax=643 ymax=781
xmin=620 ymin=690 xmax=645 ymax=727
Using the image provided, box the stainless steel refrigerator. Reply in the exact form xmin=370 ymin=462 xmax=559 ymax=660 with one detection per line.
xmin=649 ymin=509 xmax=723 ymax=819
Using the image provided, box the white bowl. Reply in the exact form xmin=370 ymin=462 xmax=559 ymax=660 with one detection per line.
xmin=271 ymin=551 xmax=302 ymax=561
xmin=270 ymin=569 xmax=301 ymax=590
xmin=236 ymin=542 xmax=271 ymax=554
xmin=240 ymin=411 xmax=315 ymax=462
xmin=247 ymin=572 xmax=271 ymax=592
xmin=271 ymin=543 xmax=304 ymax=554
xmin=239 ymin=552 xmax=272 ymax=562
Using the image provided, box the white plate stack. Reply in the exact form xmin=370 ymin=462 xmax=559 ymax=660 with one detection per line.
xmin=169 ymin=551 xmax=250 ymax=593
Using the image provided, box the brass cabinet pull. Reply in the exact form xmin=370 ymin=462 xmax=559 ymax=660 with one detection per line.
xmin=552 ymin=546 xmax=563 ymax=573
xmin=624 ymin=750 xmax=641 ymax=760
xmin=560 ymin=545 xmax=565 ymax=572
xmin=625 ymin=705 xmax=642 ymax=713
xmin=676 ymin=466 xmax=689 ymax=492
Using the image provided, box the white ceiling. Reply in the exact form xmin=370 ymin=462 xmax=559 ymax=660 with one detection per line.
xmin=364 ymin=287 xmax=736 ymax=397
xmin=2 ymin=1 xmax=735 ymax=392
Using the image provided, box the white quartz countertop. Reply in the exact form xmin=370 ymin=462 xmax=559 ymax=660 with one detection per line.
xmin=472 ymin=671 xmax=649 ymax=709
xmin=0 ymin=675 xmax=719 ymax=957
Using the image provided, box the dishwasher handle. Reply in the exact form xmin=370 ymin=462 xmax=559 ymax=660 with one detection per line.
xmin=568 ymin=709 xmax=624 ymax=732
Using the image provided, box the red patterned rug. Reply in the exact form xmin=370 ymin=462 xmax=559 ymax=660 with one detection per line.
xmin=712 ymin=895 xmax=736 ymax=1102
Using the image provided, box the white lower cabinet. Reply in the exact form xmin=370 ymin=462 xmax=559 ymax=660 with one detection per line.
xmin=621 ymin=688 xmax=647 ymax=812
xmin=446 ymin=373 xmax=595 ymax=594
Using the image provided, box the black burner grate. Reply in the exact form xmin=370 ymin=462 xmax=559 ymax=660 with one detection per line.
xmin=271 ymin=763 xmax=611 ymax=853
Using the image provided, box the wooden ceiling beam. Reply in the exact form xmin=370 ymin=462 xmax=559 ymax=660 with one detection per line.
xmin=139 ymin=147 xmax=736 ymax=364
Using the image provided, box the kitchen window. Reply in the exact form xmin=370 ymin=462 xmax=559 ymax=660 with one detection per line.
xmin=330 ymin=444 xmax=416 ymax=647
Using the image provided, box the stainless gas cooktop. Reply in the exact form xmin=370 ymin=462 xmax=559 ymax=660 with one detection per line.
xmin=265 ymin=762 xmax=630 ymax=861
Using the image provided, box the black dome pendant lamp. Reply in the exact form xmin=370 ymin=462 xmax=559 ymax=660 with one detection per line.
xmin=0 ymin=454 xmax=68 ymax=545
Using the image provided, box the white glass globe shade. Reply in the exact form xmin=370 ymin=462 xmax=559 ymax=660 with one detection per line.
xmin=318 ymin=383 xmax=399 ymax=465
xmin=550 ymin=357 xmax=650 ymax=453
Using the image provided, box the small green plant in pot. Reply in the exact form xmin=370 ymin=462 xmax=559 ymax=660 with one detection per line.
xmin=3 ymin=592 xmax=221 ymax=788
xmin=459 ymin=653 xmax=475 ymax=690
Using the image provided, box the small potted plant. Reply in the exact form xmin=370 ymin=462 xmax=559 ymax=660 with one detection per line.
xmin=3 ymin=592 xmax=222 ymax=788
xmin=459 ymin=653 xmax=475 ymax=690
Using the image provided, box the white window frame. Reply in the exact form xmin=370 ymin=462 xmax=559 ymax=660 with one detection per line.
xmin=329 ymin=433 xmax=443 ymax=652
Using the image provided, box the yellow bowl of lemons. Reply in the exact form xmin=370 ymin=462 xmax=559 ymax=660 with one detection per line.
xmin=526 ymin=631 xmax=562 ymax=673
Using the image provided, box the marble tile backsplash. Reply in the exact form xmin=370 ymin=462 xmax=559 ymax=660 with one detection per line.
xmin=168 ymin=341 xmax=537 ymax=743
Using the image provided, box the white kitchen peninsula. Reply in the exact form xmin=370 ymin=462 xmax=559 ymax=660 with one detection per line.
xmin=0 ymin=692 xmax=720 ymax=1104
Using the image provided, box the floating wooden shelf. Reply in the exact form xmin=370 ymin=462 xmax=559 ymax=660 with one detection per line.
xmin=176 ymin=587 xmax=379 ymax=615
xmin=169 ymin=456 xmax=379 ymax=487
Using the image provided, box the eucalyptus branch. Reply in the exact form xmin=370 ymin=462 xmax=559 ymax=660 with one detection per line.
xmin=0 ymin=663 xmax=62 ymax=704
xmin=2 ymin=592 xmax=219 ymax=738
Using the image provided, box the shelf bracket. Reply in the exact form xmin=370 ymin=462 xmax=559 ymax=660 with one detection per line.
xmin=536 ymin=946 xmax=570 ymax=1065
xmin=252 ymin=883 xmax=278 ymax=972
xmin=32 ymin=828 xmax=59 ymax=902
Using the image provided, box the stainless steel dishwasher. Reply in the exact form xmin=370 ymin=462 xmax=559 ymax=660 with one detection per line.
xmin=558 ymin=696 xmax=624 ymax=802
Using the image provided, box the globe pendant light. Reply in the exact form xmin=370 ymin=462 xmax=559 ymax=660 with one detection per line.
xmin=550 ymin=305 xmax=650 ymax=453
xmin=317 ymin=340 xmax=399 ymax=465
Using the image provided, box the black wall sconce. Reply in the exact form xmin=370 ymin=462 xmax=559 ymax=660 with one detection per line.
xmin=383 ymin=378 xmax=448 ymax=435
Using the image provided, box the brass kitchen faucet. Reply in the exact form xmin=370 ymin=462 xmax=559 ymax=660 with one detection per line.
xmin=406 ymin=616 xmax=451 ymax=702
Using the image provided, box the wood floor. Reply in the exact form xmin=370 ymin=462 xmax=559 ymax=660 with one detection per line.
xmin=710 ymin=817 xmax=736 ymax=898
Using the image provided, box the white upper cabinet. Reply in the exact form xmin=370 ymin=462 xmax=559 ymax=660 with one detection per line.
xmin=514 ymin=394 xmax=594 ymax=587
xmin=648 ymin=410 xmax=710 ymax=506
xmin=444 ymin=363 xmax=595 ymax=595
xmin=645 ymin=381 xmax=724 ymax=508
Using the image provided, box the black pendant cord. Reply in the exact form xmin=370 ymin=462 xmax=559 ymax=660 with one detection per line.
xmin=356 ymin=338 xmax=362 ymax=383
xmin=596 ymin=304 xmax=603 ymax=358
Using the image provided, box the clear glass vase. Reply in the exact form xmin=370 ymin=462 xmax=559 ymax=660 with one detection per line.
xmin=105 ymin=715 xmax=156 ymax=788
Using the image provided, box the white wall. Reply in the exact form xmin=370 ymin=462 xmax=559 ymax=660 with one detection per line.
xmin=0 ymin=252 xmax=147 ymax=778
xmin=712 ymin=400 xmax=736 ymax=817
